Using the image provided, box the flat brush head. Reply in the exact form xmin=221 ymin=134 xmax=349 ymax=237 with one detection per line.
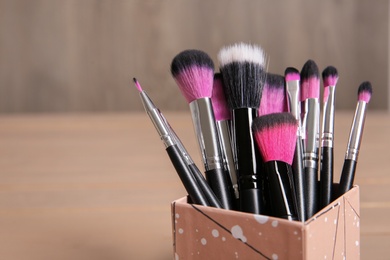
xmin=322 ymin=66 xmax=338 ymax=102
xmin=300 ymin=59 xmax=320 ymax=101
xmin=259 ymin=73 xmax=287 ymax=116
xmin=357 ymin=81 xmax=373 ymax=103
xmin=211 ymin=73 xmax=231 ymax=121
xmin=217 ymin=42 xmax=267 ymax=109
xmin=284 ymin=67 xmax=300 ymax=82
xmin=252 ymin=113 xmax=298 ymax=164
xmin=170 ymin=49 xmax=215 ymax=103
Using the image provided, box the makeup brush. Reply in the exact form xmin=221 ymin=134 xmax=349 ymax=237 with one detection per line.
xmin=320 ymin=66 xmax=338 ymax=208
xmin=133 ymin=78 xmax=209 ymax=206
xmin=211 ymin=73 xmax=239 ymax=201
xmin=258 ymin=73 xmax=287 ymax=116
xmin=171 ymin=50 xmax=234 ymax=210
xmin=300 ymin=59 xmax=320 ymax=219
xmin=285 ymin=67 xmax=306 ymax=221
xmin=218 ymin=42 xmax=267 ymax=214
xmin=252 ymin=112 xmax=298 ymax=220
xmin=338 ymin=81 xmax=372 ymax=196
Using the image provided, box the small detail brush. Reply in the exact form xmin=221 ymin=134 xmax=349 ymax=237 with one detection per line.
xmin=300 ymin=60 xmax=321 ymax=219
xmin=171 ymin=50 xmax=234 ymax=210
xmin=218 ymin=42 xmax=267 ymax=214
xmin=320 ymin=66 xmax=338 ymax=208
xmin=258 ymin=72 xmax=287 ymax=116
xmin=252 ymin=112 xmax=298 ymax=220
xmin=285 ymin=67 xmax=306 ymax=221
xmin=338 ymin=81 xmax=372 ymax=196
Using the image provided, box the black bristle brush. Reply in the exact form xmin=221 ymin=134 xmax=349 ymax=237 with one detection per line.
xmin=218 ymin=42 xmax=267 ymax=214
xmin=252 ymin=112 xmax=299 ymax=220
xmin=171 ymin=49 xmax=234 ymax=210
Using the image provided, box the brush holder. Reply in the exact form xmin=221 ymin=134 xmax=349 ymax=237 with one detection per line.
xmin=171 ymin=185 xmax=359 ymax=259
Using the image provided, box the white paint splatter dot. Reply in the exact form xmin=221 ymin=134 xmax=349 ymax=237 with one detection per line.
xmin=175 ymin=252 xmax=179 ymax=260
xmin=324 ymin=255 xmax=327 ymax=259
xmin=298 ymin=237 xmax=301 ymax=240
xmin=254 ymin=214 xmax=269 ymax=224
xmin=175 ymin=213 xmax=180 ymax=219
xmin=259 ymin=232 xmax=262 ymax=236
xmin=175 ymin=220 xmax=177 ymax=224
xmin=334 ymin=219 xmax=337 ymax=224
xmin=196 ymin=229 xmax=199 ymax=232
xmin=212 ymin=229 xmax=219 ymax=238
xmin=235 ymin=252 xmax=239 ymax=259
xmin=272 ymin=253 xmax=278 ymax=259
xmin=357 ymin=221 xmax=360 ymax=227
xmin=355 ymin=240 xmax=359 ymax=246
xmin=201 ymin=238 xmax=207 ymax=245
xmin=294 ymin=231 xmax=298 ymax=235
xmin=272 ymin=220 xmax=278 ymax=227
xmin=222 ymin=237 xmax=226 ymax=241
xmin=231 ymin=225 xmax=247 ymax=242
xmin=178 ymin=228 xmax=184 ymax=234
xmin=325 ymin=217 xmax=328 ymax=222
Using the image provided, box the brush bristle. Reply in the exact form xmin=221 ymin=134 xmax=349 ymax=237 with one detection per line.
xmin=217 ymin=42 xmax=267 ymax=109
xmin=211 ymin=73 xmax=231 ymax=121
xmin=133 ymin=78 xmax=143 ymax=92
xmin=357 ymin=81 xmax=373 ymax=103
xmin=259 ymin=73 xmax=287 ymax=116
xmin=170 ymin=49 xmax=215 ymax=103
xmin=322 ymin=66 xmax=339 ymax=102
xmin=252 ymin=113 xmax=298 ymax=164
xmin=284 ymin=67 xmax=300 ymax=82
xmin=300 ymin=59 xmax=320 ymax=101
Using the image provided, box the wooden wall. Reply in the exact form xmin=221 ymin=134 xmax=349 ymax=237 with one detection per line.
xmin=0 ymin=0 xmax=387 ymax=113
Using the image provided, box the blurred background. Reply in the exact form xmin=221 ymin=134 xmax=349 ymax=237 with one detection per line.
xmin=0 ymin=0 xmax=388 ymax=113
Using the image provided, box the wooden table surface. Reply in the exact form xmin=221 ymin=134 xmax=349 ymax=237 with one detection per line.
xmin=0 ymin=112 xmax=389 ymax=259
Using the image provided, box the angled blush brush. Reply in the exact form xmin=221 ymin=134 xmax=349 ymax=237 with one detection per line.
xmin=258 ymin=72 xmax=287 ymax=116
xmin=285 ymin=67 xmax=306 ymax=221
xmin=211 ymin=73 xmax=239 ymax=202
xmin=338 ymin=81 xmax=372 ymax=196
xmin=320 ymin=66 xmax=338 ymax=208
xmin=218 ymin=42 xmax=267 ymax=214
xmin=300 ymin=60 xmax=321 ymax=219
xmin=252 ymin=112 xmax=298 ymax=220
xmin=171 ymin=50 xmax=234 ymax=210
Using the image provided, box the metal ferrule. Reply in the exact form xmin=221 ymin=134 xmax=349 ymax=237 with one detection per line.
xmin=286 ymin=80 xmax=303 ymax=138
xmin=189 ymin=98 xmax=223 ymax=171
xmin=217 ymin=120 xmax=239 ymax=199
xmin=321 ymin=86 xmax=336 ymax=148
xmin=139 ymin=91 xmax=174 ymax=148
xmin=345 ymin=101 xmax=367 ymax=161
xmin=302 ymin=98 xmax=320 ymax=167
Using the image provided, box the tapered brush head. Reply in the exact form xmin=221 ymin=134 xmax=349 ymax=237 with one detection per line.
xmin=284 ymin=67 xmax=300 ymax=82
xmin=259 ymin=73 xmax=287 ymax=116
xmin=211 ymin=73 xmax=231 ymax=121
xmin=217 ymin=42 xmax=267 ymax=109
xmin=300 ymin=60 xmax=320 ymax=101
xmin=252 ymin=113 xmax=298 ymax=165
xmin=357 ymin=81 xmax=373 ymax=103
xmin=133 ymin=78 xmax=143 ymax=92
xmin=322 ymin=66 xmax=339 ymax=102
xmin=170 ymin=49 xmax=215 ymax=103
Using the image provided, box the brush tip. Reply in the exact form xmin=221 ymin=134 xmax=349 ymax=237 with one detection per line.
xmin=322 ymin=66 xmax=339 ymax=87
xmin=284 ymin=67 xmax=300 ymax=81
xmin=357 ymin=81 xmax=373 ymax=103
xmin=217 ymin=42 xmax=266 ymax=67
xmin=300 ymin=60 xmax=320 ymax=100
xmin=133 ymin=77 xmax=142 ymax=92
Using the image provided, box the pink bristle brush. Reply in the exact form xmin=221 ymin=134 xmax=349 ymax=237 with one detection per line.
xmin=252 ymin=112 xmax=298 ymax=220
xmin=171 ymin=50 xmax=234 ymax=210
xmin=211 ymin=73 xmax=239 ymax=201
xmin=258 ymin=72 xmax=287 ymax=116
xmin=320 ymin=66 xmax=339 ymax=208
xmin=338 ymin=81 xmax=372 ymax=196
xmin=300 ymin=59 xmax=321 ymax=219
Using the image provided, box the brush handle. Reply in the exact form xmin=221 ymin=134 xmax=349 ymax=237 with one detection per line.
xmin=188 ymin=164 xmax=223 ymax=209
xmin=265 ymin=161 xmax=298 ymax=221
xmin=338 ymin=159 xmax=357 ymax=196
xmin=320 ymin=146 xmax=333 ymax=208
xmin=205 ymin=168 xmax=234 ymax=210
xmin=292 ymin=137 xmax=306 ymax=221
xmin=305 ymin=166 xmax=319 ymax=219
xmin=166 ymin=145 xmax=209 ymax=206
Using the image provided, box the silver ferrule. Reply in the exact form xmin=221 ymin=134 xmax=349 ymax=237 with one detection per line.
xmin=189 ymin=98 xmax=223 ymax=171
xmin=345 ymin=101 xmax=367 ymax=161
xmin=302 ymin=98 xmax=320 ymax=166
xmin=286 ymin=80 xmax=304 ymax=138
xmin=216 ymin=120 xmax=239 ymax=199
xmin=139 ymin=91 xmax=174 ymax=148
xmin=321 ymin=86 xmax=336 ymax=148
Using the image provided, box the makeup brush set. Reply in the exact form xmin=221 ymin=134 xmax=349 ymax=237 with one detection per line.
xmin=134 ymin=42 xmax=371 ymax=259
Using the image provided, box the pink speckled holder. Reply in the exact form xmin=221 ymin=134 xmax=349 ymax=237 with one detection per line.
xmin=172 ymin=186 xmax=359 ymax=259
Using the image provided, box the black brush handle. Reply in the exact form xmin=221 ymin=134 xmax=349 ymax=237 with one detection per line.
xmin=338 ymin=159 xmax=357 ymax=196
xmin=320 ymin=146 xmax=333 ymax=208
xmin=292 ymin=138 xmax=306 ymax=221
xmin=166 ymin=145 xmax=209 ymax=206
xmin=188 ymin=164 xmax=223 ymax=208
xmin=305 ymin=166 xmax=319 ymax=219
xmin=205 ymin=168 xmax=234 ymax=210
xmin=239 ymin=175 xmax=263 ymax=214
